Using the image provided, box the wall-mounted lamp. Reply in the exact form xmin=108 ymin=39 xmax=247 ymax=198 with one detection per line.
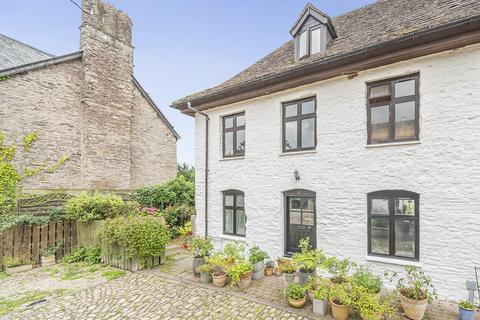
xmin=293 ymin=169 xmax=300 ymax=181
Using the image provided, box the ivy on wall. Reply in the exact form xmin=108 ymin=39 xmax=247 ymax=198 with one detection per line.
xmin=0 ymin=131 xmax=70 ymax=215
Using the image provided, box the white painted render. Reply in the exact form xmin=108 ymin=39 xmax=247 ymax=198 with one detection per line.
xmin=194 ymin=43 xmax=480 ymax=301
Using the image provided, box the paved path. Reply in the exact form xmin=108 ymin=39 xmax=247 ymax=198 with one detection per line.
xmin=6 ymin=273 xmax=310 ymax=320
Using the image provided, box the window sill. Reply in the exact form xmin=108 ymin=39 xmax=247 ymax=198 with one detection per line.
xmin=219 ymin=156 xmax=245 ymax=161
xmin=218 ymin=234 xmax=247 ymax=242
xmin=366 ymin=255 xmax=421 ymax=267
xmin=279 ymin=149 xmax=317 ymax=157
xmin=366 ymin=140 xmax=421 ymax=148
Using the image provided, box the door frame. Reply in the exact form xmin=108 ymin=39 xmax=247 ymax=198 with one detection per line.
xmin=284 ymin=189 xmax=317 ymax=256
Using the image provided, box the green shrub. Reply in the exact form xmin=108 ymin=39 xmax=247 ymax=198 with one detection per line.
xmin=65 ymin=192 xmax=124 ymax=221
xmin=135 ymin=175 xmax=194 ymax=209
xmin=61 ymin=245 xmax=101 ymax=264
xmin=292 ymin=238 xmax=325 ymax=273
xmin=177 ymin=163 xmax=195 ymax=182
xmin=100 ymin=215 xmax=170 ymax=260
xmin=286 ymin=283 xmax=307 ymax=300
xmin=0 ymin=214 xmax=49 ymax=232
xmin=188 ymin=236 xmax=213 ymax=258
xmin=248 ymin=246 xmax=269 ymax=264
xmin=48 ymin=207 xmax=66 ymax=221
xmin=352 ymin=267 xmax=382 ymax=294
xmin=161 ymin=204 xmax=194 ymax=237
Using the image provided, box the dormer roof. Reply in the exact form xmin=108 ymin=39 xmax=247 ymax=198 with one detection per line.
xmin=290 ymin=3 xmax=337 ymax=39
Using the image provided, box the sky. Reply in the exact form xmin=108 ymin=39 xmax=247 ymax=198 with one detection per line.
xmin=1 ymin=0 xmax=375 ymax=165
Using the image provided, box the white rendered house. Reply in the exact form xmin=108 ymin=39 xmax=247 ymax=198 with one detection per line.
xmin=171 ymin=0 xmax=480 ymax=300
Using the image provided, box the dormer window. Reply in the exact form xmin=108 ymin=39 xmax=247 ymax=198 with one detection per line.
xmin=290 ymin=3 xmax=337 ymax=60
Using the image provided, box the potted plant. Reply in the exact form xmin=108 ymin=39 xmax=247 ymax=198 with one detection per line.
xmin=188 ymin=237 xmax=213 ymax=277
xmin=40 ymin=245 xmax=58 ymax=267
xmin=277 ymin=257 xmax=290 ymax=268
xmin=283 ymin=261 xmax=297 ymax=285
xmin=4 ymin=256 xmax=32 ymax=275
xmin=292 ymin=238 xmax=324 ymax=285
xmin=459 ymin=301 xmax=476 ymax=320
xmin=286 ymin=283 xmax=307 ymax=308
xmin=324 ymin=256 xmax=354 ymax=284
xmin=329 ymin=283 xmax=352 ymax=320
xmin=249 ymin=246 xmax=269 ymax=280
xmin=312 ymin=280 xmax=330 ymax=317
xmin=274 ymin=265 xmax=283 ymax=276
xmin=206 ymin=253 xmax=228 ymax=287
xmin=227 ymin=261 xmax=254 ymax=289
xmin=351 ymin=284 xmax=395 ymax=320
xmin=265 ymin=260 xmax=274 ymax=276
xmin=390 ymin=266 xmax=437 ymax=320
xmin=352 ymin=266 xmax=382 ymax=294
xmin=199 ymin=263 xmax=212 ymax=284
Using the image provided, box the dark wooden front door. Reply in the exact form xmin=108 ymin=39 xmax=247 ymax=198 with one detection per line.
xmin=285 ymin=190 xmax=316 ymax=255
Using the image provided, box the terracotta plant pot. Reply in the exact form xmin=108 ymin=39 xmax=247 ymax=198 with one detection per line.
xmin=400 ymin=293 xmax=428 ymax=320
xmin=200 ymin=271 xmax=211 ymax=284
xmin=330 ymin=300 xmax=350 ymax=320
xmin=265 ymin=266 xmax=273 ymax=276
xmin=274 ymin=267 xmax=283 ymax=276
xmin=41 ymin=255 xmax=56 ymax=267
xmin=252 ymin=261 xmax=265 ymax=280
xmin=192 ymin=256 xmax=205 ymax=277
xmin=6 ymin=264 xmax=33 ymax=275
xmin=288 ymin=295 xmax=307 ymax=308
xmin=212 ymin=271 xmax=228 ymax=287
xmin=238 ymin=271 xmax=253 ymax=289
xmin=312 ymin=298 xmax=329 ymax=317
xmin=284 ymin=272 xmax=296 ymax=285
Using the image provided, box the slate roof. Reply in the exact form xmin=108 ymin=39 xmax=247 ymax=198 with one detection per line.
xmin=0 ymin=33 xmax=53 ymax=70
xmin=172 ymin=0 xmax=480 ymax=107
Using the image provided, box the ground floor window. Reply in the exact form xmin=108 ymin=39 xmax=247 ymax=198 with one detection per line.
xmin=223 ymin=190 xmax=246 ymax=236
xmin=367 ymin=190 xmax=419 ymax=260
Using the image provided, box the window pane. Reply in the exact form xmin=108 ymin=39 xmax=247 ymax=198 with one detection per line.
xmin=225 ymin=209 xmax=234 ymax=234
xmin=299 ymin=31 xmax=307 ymax=57
xmin=302 ymin=198 xmax=314 ymax=212
xmin=370 ymin=105 xmax=390 ymax=142
xmin=236 ymin=129 xmax=245 ymax=154
xmin=236 ymin=210 xmax=246 ymax=236
xmin=395 ymin=220 xmax=416 ymax=258
xmin=290 ymin=210 xmax=301 ymax=225
xmin=285 ymin=121 xmax=298 ymax=150
xmin=302 ymin=100 xmax=315 ymax=115
xmin=236 ymin=194 xmax=244 ymax=207
xmin=301 ymin=118 xmax=315 ymax=148
xmin=224 ymin=117 xmax=234 ymax=129
xmin=395 ymin=79 xmax=415 ymax=98
xmin=395 ymin=198 xmax=415 ymax=216
xmin=395 ymin=101 xmax=416 ymax=140
xmin=290 ymin=198 xmax=302 ymax=210
xmin=302 ymin=211 xmax=314 ymax=226
xmin=310 ymin=28 xmax=321 ymax=54
xmin=370 ymin=217 xmax=390 ymax=255
xmin=285 ymin=104 xmax=297 ymax=118
xmin=371 ymin=199 xmax=389 ymax=215
xmin=225 ymin=195 xmax=234 ymax=206
xmin=224 ymin=132 xmax=234 ymax=156
xmin=236 ymin=114 xmax=245 ymax=126
xmin=369 ymin=84 xmax=390 ymax=99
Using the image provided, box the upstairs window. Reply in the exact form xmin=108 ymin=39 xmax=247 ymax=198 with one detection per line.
xmin=310 ymin=28 xmax=321 ymax=55
xmin=223 ymin=112 xmax=245 ymax=158
xmin=223 ymin=190 xmax=246 ymax=237
xmin=367 ymin=74 xmax=419 ymax=144
xmin=299 ymin=31 xmax=307 ymax=58
xmin=282 ymin=97 xmax=316 ymax=152
xmin=368 ymin=190 xmax=419 ymax=261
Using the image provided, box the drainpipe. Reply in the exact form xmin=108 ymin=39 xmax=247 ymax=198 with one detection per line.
xmin=187 ymin=102 xmax=209 ymax=238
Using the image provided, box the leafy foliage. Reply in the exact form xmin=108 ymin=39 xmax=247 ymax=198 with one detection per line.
xmin=352 ymin=266 xmax=383 ymax=294
xmin=100 ymin=215 xmax=170 ymax=259
xmin=161 ymin=204 xmax=194 ymax=237
xmin=329 ymin=283 xmax=353 ymax=306
xmin=308 ymin=276 xmax=331 ymax=300
xmin=324 ymin=256 xmax=355 ymax=284
xmin=102 ymin=269 xmax=126 ymax=280
xmin=4 ymin=256 xmax=28 ymax=268
xmin=292 ymin=238 xmax=325 ymax=273
xmin=286 ymin=283 xmax=307 ymax=300
xmin=0 ymin=214 xmax=49 ymax=232
xmin=65 ymin=192 xmax=125 ymax=221
xmin=388 ymin=266 xmax=437 ymax=302
xmin=223 ymin=242 xmax=246 ymax=262
xmin=61 ymin=246 xmax=101 ymax=264
xmin=188 ymin=236 xmax=213 ymax=258
xmin=226 ymin=261 xmax=253 ymax=286
xmin=248 ymin=246 xmax=269 ymax=264
xmin=351 ymin=285 xmax=395 ymax=320
xmin=135 ymin=175 xmax=194 ymax=209
xmin=459 ymin=300 xmax=476 ymax=311
xmin=177 ymin=163 xmax=195 ymax=182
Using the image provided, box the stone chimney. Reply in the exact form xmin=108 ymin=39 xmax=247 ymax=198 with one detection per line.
xmin=79 ymin=0 xmax=135 ymax=189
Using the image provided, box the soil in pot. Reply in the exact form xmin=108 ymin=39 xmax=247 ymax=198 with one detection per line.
xmin=288 ymin=296 xmax=307 ymax=309
xmin=312 ymin=298 xmax=329 ymax=317
xmin=330 ymin=300 xmax=350 ymax=320
xmin=238 ymin=271 xmax=253 ymax=289
xmin=400 ymin=293 xmax=428 ymax=320
xmin=252 ymin=261 xmax=265 ymax=280
xmin=200 ymin=271 xmax=211 ymax=284
xmin=192 ymin=256 xmax=205 ymax=277
xmin=212 ymin=272 xmax=228 ymax=287
xmin=41 ymin=255 xmax=56 ymax=267
xmin=265 ymin=266 xmax=273 ymax=276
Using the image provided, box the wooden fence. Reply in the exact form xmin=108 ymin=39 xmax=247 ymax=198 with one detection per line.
xmin=0 ymin=220 xmax=77 ymax=268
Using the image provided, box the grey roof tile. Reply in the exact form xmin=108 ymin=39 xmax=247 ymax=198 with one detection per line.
xmin=0 ymin=33 xmax=53 ymax=70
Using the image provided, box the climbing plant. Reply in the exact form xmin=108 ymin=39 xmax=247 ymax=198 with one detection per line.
xmin=0 ymin=131 xmax=69 ymax=215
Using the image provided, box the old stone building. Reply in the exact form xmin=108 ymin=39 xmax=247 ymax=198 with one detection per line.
xmin=0 ymin=0 xmax=179 ymax=191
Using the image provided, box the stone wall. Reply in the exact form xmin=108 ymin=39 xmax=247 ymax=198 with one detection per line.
xmin=194 ymin=43 xmax=480 ymax=300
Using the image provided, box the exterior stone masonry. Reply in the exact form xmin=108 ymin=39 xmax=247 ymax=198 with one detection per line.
xmin=0 ymin=0 xmax=177 ymax=191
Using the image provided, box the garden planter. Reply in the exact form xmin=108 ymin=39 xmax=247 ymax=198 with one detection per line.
xmin=238 ymin=271 xmax=253 ymax=289
xmin=298 ymin=270 xmax=313 ymax=285
xmin=274 ymin=267 xmax=282 ymax=276
xmin=41 ymin=255 xmax=56 ymax=267
xmin=265 ymin=266 xmax=273 ymax=276
xmin=400 ymin=294 xmax=428 ymax=320
xmin=252 ymin=261 xmax=265 ymax=280
xmin=212 ymin=271 xmax=228 ymax=287
xmin=288 ymin=296 xmax=307 ymax=309
xmin=330 ymin=300 xmax=350 ymax=320
xmin=459 ymin=306 xmax=475 ymax=320
xmin=284 ymin=272 xmax=296 ymax=285
xmin=312 ymin=298 xmax=329 ymax=317
xmin=6 ymin=264 xmax=33 ymax=275
xmin=192 ymin=256 xmax=205 ymax=277
xmin=200 ymin=271 xmax=211 ymax=284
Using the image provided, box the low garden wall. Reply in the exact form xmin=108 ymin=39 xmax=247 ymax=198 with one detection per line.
xmin=101 ymin=243 xmax=165 ymax=272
